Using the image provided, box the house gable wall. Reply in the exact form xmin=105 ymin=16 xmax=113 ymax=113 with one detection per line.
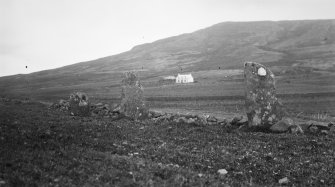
xmin=176 ymin=74 xmax=194 ymax=83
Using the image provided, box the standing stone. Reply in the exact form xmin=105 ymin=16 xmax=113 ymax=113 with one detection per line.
xmin=69 ymin=92 xmax=90 ymax=116
xmin=120 ymin=72 xmax=148 ymax=120
xmin=244 ymin=62 xmax=285 ymax=128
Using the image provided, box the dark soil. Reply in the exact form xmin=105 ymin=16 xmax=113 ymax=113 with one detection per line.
xmin=1 ymin=100 xmax=334 ymax=186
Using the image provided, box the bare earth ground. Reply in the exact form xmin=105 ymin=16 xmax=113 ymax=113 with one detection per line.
xmin=1 ymin=100 xmax=335 ymax=186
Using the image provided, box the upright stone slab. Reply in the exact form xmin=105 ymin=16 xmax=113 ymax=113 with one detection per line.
xmin=120 ymin=72 xmax=148 ymax=120
xmin=244 ymin=62 xmax=285 ymax=128
xmin=69 ymin=92 xmax=90 ymax=116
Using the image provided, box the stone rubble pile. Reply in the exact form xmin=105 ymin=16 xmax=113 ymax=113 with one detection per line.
xmin=50 ymin=99 xmax=70 ymax=111
xmin=0 ymin=97 xmax=11 ymax=103
xmin=149 ymin=111 xmax=228 ymax=126
xmin=47 ymin=97 xmax=333 ymax=135
xmin=91 ymin=103 xmax=110 ymax=116
xmin=90 ymin=103 xmax=121 ymax=119
xmin=50 ymin=97 xmax=230 ymax=125
xmin=49 ymin=97 xmax=335 ymax=135
xmin=306 ymin=121 xmax=334 ymax=135
xmin=50 ymin=92 xmax=90 ymax=116
xmin=50 ymin=98 xmax=120 ymax=118
xmin=69 ymin=92 xmax=90 ymax=116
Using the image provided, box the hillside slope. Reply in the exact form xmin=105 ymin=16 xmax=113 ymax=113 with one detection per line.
xmin=0 ymin=19 xmax=334 ymax=101
xmin=64 ymin=19 xmax=335 ymax=72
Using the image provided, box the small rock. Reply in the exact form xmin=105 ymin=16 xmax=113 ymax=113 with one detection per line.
xmin=289 ymin=124 xmax=304 ymax=134
xmin=150 ymin=111 xmax=163 ymax=118
xmin=321 ymin=130 xmax=329 ymax=135
xmin=112 ymin=105 xmax=121 ymax=113
xmin=95 ymin=103 xmax=103 ymax=107
xmin=196 ymin=115 xmax=208 ymax=125
xmin=176 ymin=117 xmax=187 ymax=123
xmin=218 ymin=118 xmax=228 ymax=125
xmin=308 ymin=125 xmax=319 ymax=133
xmin=207 ymin=115 xmax=218 ymax=122
xmin=186 ymin=118 xmax=196 ymax=124
xmin=270 ymin=118 xmax=294 ymax=133
xmin=231 ymin=116 xmax=243 ymax=124
xmin=278 ymin=177 xmax=289 ymax=184
xmin=218 ymin=169 xmax=228 ymax=175
xmin=59 ymin=99 xmax=67 ymax=105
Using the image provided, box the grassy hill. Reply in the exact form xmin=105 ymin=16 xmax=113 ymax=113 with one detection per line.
xmin=0 ymin=19 xmax=334 ymax=103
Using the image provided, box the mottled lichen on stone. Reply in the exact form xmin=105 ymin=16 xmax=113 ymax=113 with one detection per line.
xmin=120 ymin=72 xmax=149 ymax=120
xmin=244 ymin=62 xmax=285 ymax=128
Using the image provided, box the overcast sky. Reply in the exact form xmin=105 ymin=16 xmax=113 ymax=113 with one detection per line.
xmin=1 ymin=0 xmax=334 ymax=77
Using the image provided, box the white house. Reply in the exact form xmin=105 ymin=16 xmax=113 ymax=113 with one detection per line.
xmin=176 ymin=74 xmax=194 ymax=83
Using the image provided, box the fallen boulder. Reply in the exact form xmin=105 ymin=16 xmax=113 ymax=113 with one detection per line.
xmin=270 ymin=118 xmax=294 ymax=133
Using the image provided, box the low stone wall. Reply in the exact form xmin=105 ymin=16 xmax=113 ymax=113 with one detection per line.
xmin=50 ymin=97 xmax=228 ymax=125
xmin=149 ymin=111 xmax=228 ymax=126
xmin=50 ymin=97 xmax=334 ymax=135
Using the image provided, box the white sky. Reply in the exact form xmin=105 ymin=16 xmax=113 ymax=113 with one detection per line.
xmin=1 ymin=0 xmax=334 ymax=77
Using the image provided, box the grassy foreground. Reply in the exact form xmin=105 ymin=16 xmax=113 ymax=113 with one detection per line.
xmin=1 ymin=100 xmax=335 ymax=186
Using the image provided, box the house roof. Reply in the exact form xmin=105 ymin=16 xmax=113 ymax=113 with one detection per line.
xmin=177 ymin=74 xmax=193 ymax=77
